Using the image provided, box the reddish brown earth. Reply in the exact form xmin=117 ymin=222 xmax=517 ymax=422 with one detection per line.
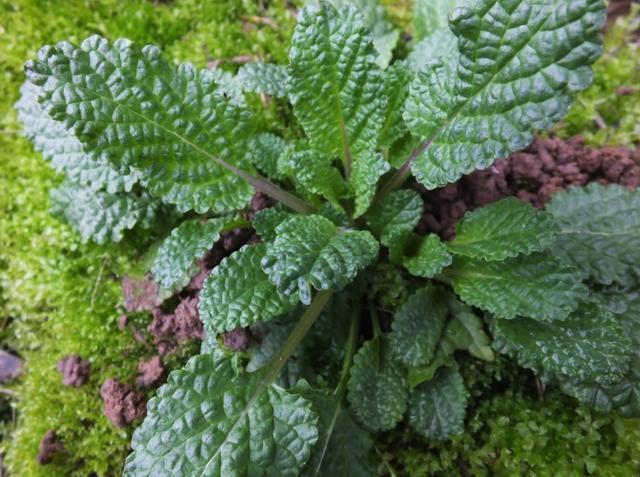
xmin=416 ymin=137 xmax=640 ymax=240
xmin=99 ymin=379 xmax=146 ymax=428
xmin=222 ymin=327 xmax=252 ymax=351
xmin=122 ymin=276 xmax=161 ymax=312
xmin=37 ymin=430 xmax=65 ymax=465
xmin=0 ymin=351 xmax=22 ymax=382
xmin=136 ymin=356 xmax=165 ymax=388
xmin=57 ymin=355 xmax=90 ymax=387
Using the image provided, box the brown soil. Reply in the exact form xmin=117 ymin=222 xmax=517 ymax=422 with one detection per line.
xmin=415 ymin=137 xmax=640 ymax=239
xmin=37 ymin=430 xmax=65 ymax=465
xmin=56 ymin=355 xmax=90 ymax=387
xmin=222 ymin=327 xmax=251 ymax=351
xmin=0 ymin=351 xmax=22 ymax=382
xmin=122 ymin=276 xmax=161 ymax=312
xmin=136 ymin=356 xmax=165 ymax=388
xmin=99 ymin=378 xmax=146 ymax=428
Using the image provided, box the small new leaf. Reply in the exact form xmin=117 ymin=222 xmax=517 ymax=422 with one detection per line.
xmin=448 ymin=198 xmax=557 ymax=261
xmin=237 ymin=63 xmax=289 ymax=98
xmin=408 ymin=367 xmax=468 ymax=440
xmin=403 ymin=234 xmax=452 ymax=278
xmin=261 ymin=215 xmax=379 ymax=305
xmin=412 ymin=0 xmax=460 ymax=41
xmin=347 ymin=335 xmax=408 ymax=431
xmin=451 ymin=253 xmax=588 ymax=321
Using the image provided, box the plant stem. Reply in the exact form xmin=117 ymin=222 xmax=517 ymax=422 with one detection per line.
xmin=263 ymin=290 xmax=333 ymax=385
xmin=336 ymin=304 xmax=361 ymax=392
xmin=370 ymin=302 xmax=382 ymax=338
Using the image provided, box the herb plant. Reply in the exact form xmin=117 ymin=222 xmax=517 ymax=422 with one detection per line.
xmin=15 ymin=0 xmax=640 ymax=475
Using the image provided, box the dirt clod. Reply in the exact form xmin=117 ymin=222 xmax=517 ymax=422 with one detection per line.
xmin=57 ymin=355 xmax=91 ymax=387
xmin=223 ymin=327 xmax=251 ymax=351
xmin=136 ymin=356 xmax=165 ymax=388
xmin=0 ymin=350 xmax=23 ymax=382
xmin=37 ymin=430 xmax=65 ymax=465
xmin=122 ymin=275 xmax=160 ymax=312
xmin=100 ymin=378 xmax=146 ymax=428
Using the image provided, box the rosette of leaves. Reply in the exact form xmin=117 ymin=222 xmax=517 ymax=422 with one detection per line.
xmin=19 ymin=0 xmax=635 ymax=475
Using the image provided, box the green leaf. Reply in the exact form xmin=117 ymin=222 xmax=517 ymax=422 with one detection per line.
xmin=16 ymin=81 xmax=139 ymax=193
xmin=451 ymin=253 xmax=588 ymax=321
xmin=299 ymin=387 xmax=375 ymax=477
xmin=288 ymin=3 xmax=384 ymax=175
xmin=448 ymin=198 xmax=557 ymax=261
xmin=390 ymin=286 xmax=448 ymax=367
xmin=350 ymin=152 xmax=390 ymax=218
xmin=403 ymin=234 xmax=452 ymax=278
xmin=444 ymin=294 xmax=494 ymax=362
xmin=123 ymin=353 xmax=318 ymax=476
xmin=547 ymin=183 xmax=640 ymax=285
xmin=278 ymin=149 xmax=346 ymax=206
xmin=26 ymin=35 xmax=255 ymax=213
xmin=408 ymin=367 xmax=468 ymax=440
xmin=493 ymin=303 xmax=632 ymax=385
xmin=50 ymin=180 xmax=166 ymax=244
xmin=252 ymin=206 xmax=292 ymax=242
xmin=199 ymin=244 xmax=298 ymax=334
xmin=347 ymin=335 xmax=408 ymax=431
xmin=237 ymin=63 xmax=289 ymax=98
xmin=412 ymin=0 xmax=459 ymax=41
xmin=151 ymin=218 xmax=239 ymax=294
xmin=307 ymin=0 xmax=399 ymax=68
xmin=261 ymin=215 xmax=379 ymax=305
xmin=408 ymin=28 xmax=458 ymax=71
xmin=367 ymin=189 xmax=423 ymax=246
xmin=245 ymin=133 xmax=288 ymax=180
xmin=559 ymin=284 xmax=640 ymax=416
xmin=380 ymin=62 xmax=413 ymax=147
xmin=404 ymin=0 xmax=606 ymax=190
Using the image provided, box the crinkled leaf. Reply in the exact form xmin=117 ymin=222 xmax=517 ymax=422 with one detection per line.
xmin=288 ymin=3 xmax=384 ymax=175
xmin=252 ymin=206 xmax=292 ymax=242
xmin=448 ymin=198 xmax=557 ymax=261
xmin=200 ymin=244 xmax=298 ymax=334
xmin=261 ymin=215 xmax=379 ymax=305
xmin=50 ymin=180 xmax=166 ymax=244
xmin=26 ymin=35 xmax=255 ymax=213
xmin=444 ymin=294 xmax=494 ymax=362
xmin=408 ymin=28 xmax=458 ymax=71
xmin=367 ymin=189 xmax=423 ymax=245
xmin=451 ymin=253 xmax=588 ymax=321
xmin=493 ymin=303 xmax=631 ymax=385
xmin=390 ymin=286 xmax=448 ymax=367
xmin=237 ymin=63 xmax=289 ymax=98
xmin=408 ymin=367 xmax=468 ymax=440
xmin=380 ymin=62 xmax=413 ymax=147
xmin=15 ymin=81 xmax=139 ymax=193
xmin=559 ymin=284 xmax=640 ymax=416
xmin=124 ymin=353 xmax=318 ymax=476
xmin=350 ymin=152 xmax=390 ymax=218
xmin=347 ymin=335 xmax=408 ymax=431
xmin=278 ymin=149 xmax=346 ymax=206
xmin=404 ymin=234 xmax=452 ymax=278
xmin=245 ymin=133 xmax=288 ymax=181
xmin=151 ymin=217 xmax=241 ymax=294
xmin=547 ymin=183 xmax=640 ymax=285
xmin=412 ymin=0 xmax=459 ymax=41
xmin=299 ymin=387 xmax=375 ymax=477
xmin=404 ymin=0 xmax=606 ymax=189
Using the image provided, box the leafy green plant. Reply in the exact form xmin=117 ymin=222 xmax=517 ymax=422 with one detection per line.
xmin=16 ymin=0 xmax=640 ymax=474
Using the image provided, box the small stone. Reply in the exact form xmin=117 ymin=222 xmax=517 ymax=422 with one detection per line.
xmin=100 ymin=379 xmax=146 ymax=428
xmin=37 ymin=430 xmax=65 ymax=465
xmin=0 ymin=351 xmax=23 ymax=382
xmin=57 ymin=355 xmax=91 ymax=387
xmin=136 ymin=356 xmax=165 ymax=388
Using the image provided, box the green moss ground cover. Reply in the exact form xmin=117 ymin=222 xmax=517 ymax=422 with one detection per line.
xmin=0 ymin=1 xmax=638 ymax=476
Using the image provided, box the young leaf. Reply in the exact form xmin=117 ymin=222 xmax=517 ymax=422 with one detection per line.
xmin=252 ymin=206 xmax=293 ymax=242
xmin=547 ymin=183 xmax=640 ymax=285
xmin=412 ymin=0 xmax=459 ymax=41
xmin=444 ymin=294 xmax=494 ymax=362
xmin=350 ymin=152 xmax=390 ymax=218
xmin=151 ymin=217 xmax=241 ymax=294
xmin=493 ymin=303 xmax=632 ymax=385
xmin=408 ymin=28 xmax=458 ymax=71
xmin=404 ymin=0 xmax=606 ymax=190
xmin=199 ymin=244 xmax=298 ymax=334
xmin=261 ymin=215 xmax=379 ymax=305
xmin=50 ymin=181 xmax=166 ymax=244
xmin=380 ymin=62 xmax=413 ymax=147
xmin=15 ymin=81 xmax=139 ymax=194
xmin=447 ymin=198 xmax=557 ymax=261
xmin=367 ymin=189 xmax=423 ymax=245
xmin=237 ymin=63 xmax=289 ymax=98
xmin=123 ymin=353 xmax=318 ymax=476
xmin=25 ymin=35 xmax=256 ymax=214
xmin=347 ymin=335 xmax=408 ymax=431
xmin=299 ymin=387 xmax=375 ymax=477
xmin=245 ymin=133 xmax=288 ymax=181
xmin=288 ymin=3 xmax=385 ymax=176
xmin=450 ymin=253 xmax=588 ymax=321
xmin=408 ymin=366 xmax=468 ymax=440
xmin=390 ymin=286 xmax=448 ymax=367
xmin=403 ymin=234 xmax=452 ymax=278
